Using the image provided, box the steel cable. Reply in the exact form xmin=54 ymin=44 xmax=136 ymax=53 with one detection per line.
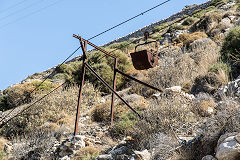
xmin=0 ymin=0 xmax=172 ymax=126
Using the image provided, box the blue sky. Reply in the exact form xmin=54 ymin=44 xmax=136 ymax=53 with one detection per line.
xmin=0 ymin=0 xmax=208 ymax=90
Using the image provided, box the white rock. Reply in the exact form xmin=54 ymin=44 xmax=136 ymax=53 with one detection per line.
xmin=202 ymin=155 xmax=217 ymax=160
xmin=215 ymin=133 xmax=240 ymax=160
xmin=221 ymin=17 xmax=231 ymax=24
xmin=73 ymin=135 xmax=85 ymax=141
xmin=134 ymin=149 xmax=151 ymax=160
xmin=59 ymin=155 xmax=70 ymax=160
xmin=96 ymin=154 xmax=113 ymax=160
xmin=166 ymin=86 xmax=182 ymax=93
xmin=100 ymin=98 xmax=106 ymax=103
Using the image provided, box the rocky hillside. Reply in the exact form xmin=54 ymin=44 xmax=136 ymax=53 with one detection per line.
xmin=0 ymin=0 xmax=240 ymax=159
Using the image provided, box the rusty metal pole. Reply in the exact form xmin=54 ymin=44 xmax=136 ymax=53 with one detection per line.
xmin=74 ymin=38 xmax=87 ymax=136
xmin=110 ymin=58 xmax=118 ymax=126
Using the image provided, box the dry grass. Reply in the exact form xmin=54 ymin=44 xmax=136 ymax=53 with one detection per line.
xmin=4 ymin=80 xmax=57 ymax=108
xmin=90 ymin=97 xmax=148 ymax=124
xmin=0 ymin=82 xmax=101 ymax=138
xmin=130 ymin=38 xmax=219 ymax=96
xmin=73 ymin=147 xmax=99 ymax=160
xmin=11 ymin=130 xmax=58 ymax=159
xmin=192 ymin=12 xmax=223 ymax=33
xmin=195 ymin=100 xmax=216 ymax=117
xmin=214 ymin=68 xmax=229 ymax=84
xmin=174 ymin=32 xmax=208 ymax=47
xmin=180 ymin=99 xmax=240 ymax=159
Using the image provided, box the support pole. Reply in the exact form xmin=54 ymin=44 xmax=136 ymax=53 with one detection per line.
xmin=85 ymin=62 xmax=142 ymax=119
xmin=110 ymin=58 xmax=118 ymax=126
xmin=74 ymin=37 xmax=87 ymax=136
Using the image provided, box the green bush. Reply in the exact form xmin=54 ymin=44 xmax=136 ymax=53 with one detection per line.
xmin=109 ymin=41 xmax=135 ymax=53
xmin=168 ymin=24 xmax=187 ymax=33
xmin=0 ymin=95 xmax=8 ymax=111
xmin=111 ymin=112 xmax=137 ymax=137
xmin=209 ymin=62 xmax=231 ymax=73
xmin=221 ymin=26 xmax=240 ymax=63
xmin=193 ymin=9 xmax=205 ymax=18
xmin=205 ymin=6 xmax=216 ymax=12
xmin=55 ymin=47 xmax=131 ymax=92
xmin=0 ymin=151 xmax=6 ymax=160
xmin=182 ymin=17 xmax=198 ymax=26
xmin=153 ymin=23 xmax=168 ymax=33
xmin=2 ymin=80 xmax=55 ymax=109
xmin=150 ymin=32 xmax=164 ymax=41
xmin=85 ymin=48 xmax=131 ymax=92
xmin=211 ymin=0 xmax=227 ymax=6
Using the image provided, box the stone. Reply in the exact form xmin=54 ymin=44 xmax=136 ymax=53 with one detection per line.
xmin=73 ymin=135 xmax=85 ymax=141
xmin=59 ymin=155 xmax=70 ymax=160
xmin=166 ymin=86 xmax=182 ymax=93
xmin=64 ymin=141 xmax=72 ymax=147
xmin=109 ymin=146 xmax=128 ymax=156
xmin=221 ymin=17 xmax=231 ymax=25
xmin=96 ymin=154 xmax=113 ymax=160
xmin=59 ymin=150 xmax=68 ymax=157
xmin=215 ymin=133 xmax=240 ymax=160
xmin=60 ymin=145 xmax=68 ymax=151
xmin=134 ymin=149 xmax=151 ymax=160
xmin=201 ymin=155 xmax=217 ymax=160
xmin=216 ymin=132 xmax=238 ymax=150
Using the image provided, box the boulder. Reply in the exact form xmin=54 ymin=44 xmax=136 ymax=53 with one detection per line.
xmin=96 ymin=154 xmax=113 ymax=160
xmin=134 ymin=150 xmax=151 ymax=160
xmin=215 ymin=133 xmax=240 ymax=160
xmin=201 ymin=155 xmax=217 ymax=160
xmin=165 ymin=86 xmax=182 ymax=93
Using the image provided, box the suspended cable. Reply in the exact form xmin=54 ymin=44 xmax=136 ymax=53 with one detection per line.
xmin=0 ymin=0 xmax=29 ymax=14
xmin=0 ymin=0 xmax=171 ymax=126
xmin=87 ymin=0 xmax=171 ymax=41
xmin=0 ymin=0 xmax=65 ymax=29
xmin=0 ymin=0 xmax=44 ymax=22
xmin=0 ymin=82 xmax=66 ymax=127
xmin=0 ymin=46 xmax=80 ymax=124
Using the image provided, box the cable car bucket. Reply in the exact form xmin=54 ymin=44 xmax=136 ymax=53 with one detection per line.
xmin=130 ymin=33 xmax=159 ymax=70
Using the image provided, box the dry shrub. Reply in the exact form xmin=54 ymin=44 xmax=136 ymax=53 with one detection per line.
xmin=191 ymin=72 xmax=223 ymax=95
xmin=214 ymin=68 xmax=229 ymax=84
xmin=73 ymin=147 xmax=99 ymax=160
xmin=192 ymin=12 xmax=223 ymax=33
xmin=3 ymin=80 xmax=56 ymax=109
xmin=180 ymin=99 xmax=240 ymax=159
xmin=129 ymin=76 xmax=156 ymax=98
xmin=132 ymin=93 xmax=200 ymax=148
xmin=175 ymin=32 xmax=208 ymax=47
xmin=138 ymin=38 xmax=220 ymax=93
xmin=0 ymin=82 xmax=101 ymax=138
xmin=90 ymin=101 xmax=137 ymax=123
xmin=193 ymin=100 xmax=216 ymax=117
xmin=11 ymin=130 xmax=58 ymax=159
xmin=90 ymin=102 xmax=113 ymax=122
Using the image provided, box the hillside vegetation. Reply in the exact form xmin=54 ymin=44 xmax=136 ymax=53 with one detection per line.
xmin=0 ymin=0 xmax=240 ymax=159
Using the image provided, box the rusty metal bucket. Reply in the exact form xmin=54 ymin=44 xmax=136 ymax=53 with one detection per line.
xmin=130 ymin=41 xmax=159 ymax=70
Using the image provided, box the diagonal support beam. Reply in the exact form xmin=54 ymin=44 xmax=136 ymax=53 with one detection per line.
xmin=85 ymin=62 xmax=142 ymax=119
xmin=116 ymin=69 xmax=163 ymax=92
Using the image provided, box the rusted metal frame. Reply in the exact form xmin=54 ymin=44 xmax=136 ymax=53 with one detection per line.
xmin=73 ymin=34 xmax=117 ymax=59
xmin=110 ymin=58 xmax=118 ymax=126
xmin=74 ymin=38 xmax=87 ymax=136
xmin=115 ymin=69 xmax=163 ymax=92
xmin=85 ymin=62 xmax=142 ymax=119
